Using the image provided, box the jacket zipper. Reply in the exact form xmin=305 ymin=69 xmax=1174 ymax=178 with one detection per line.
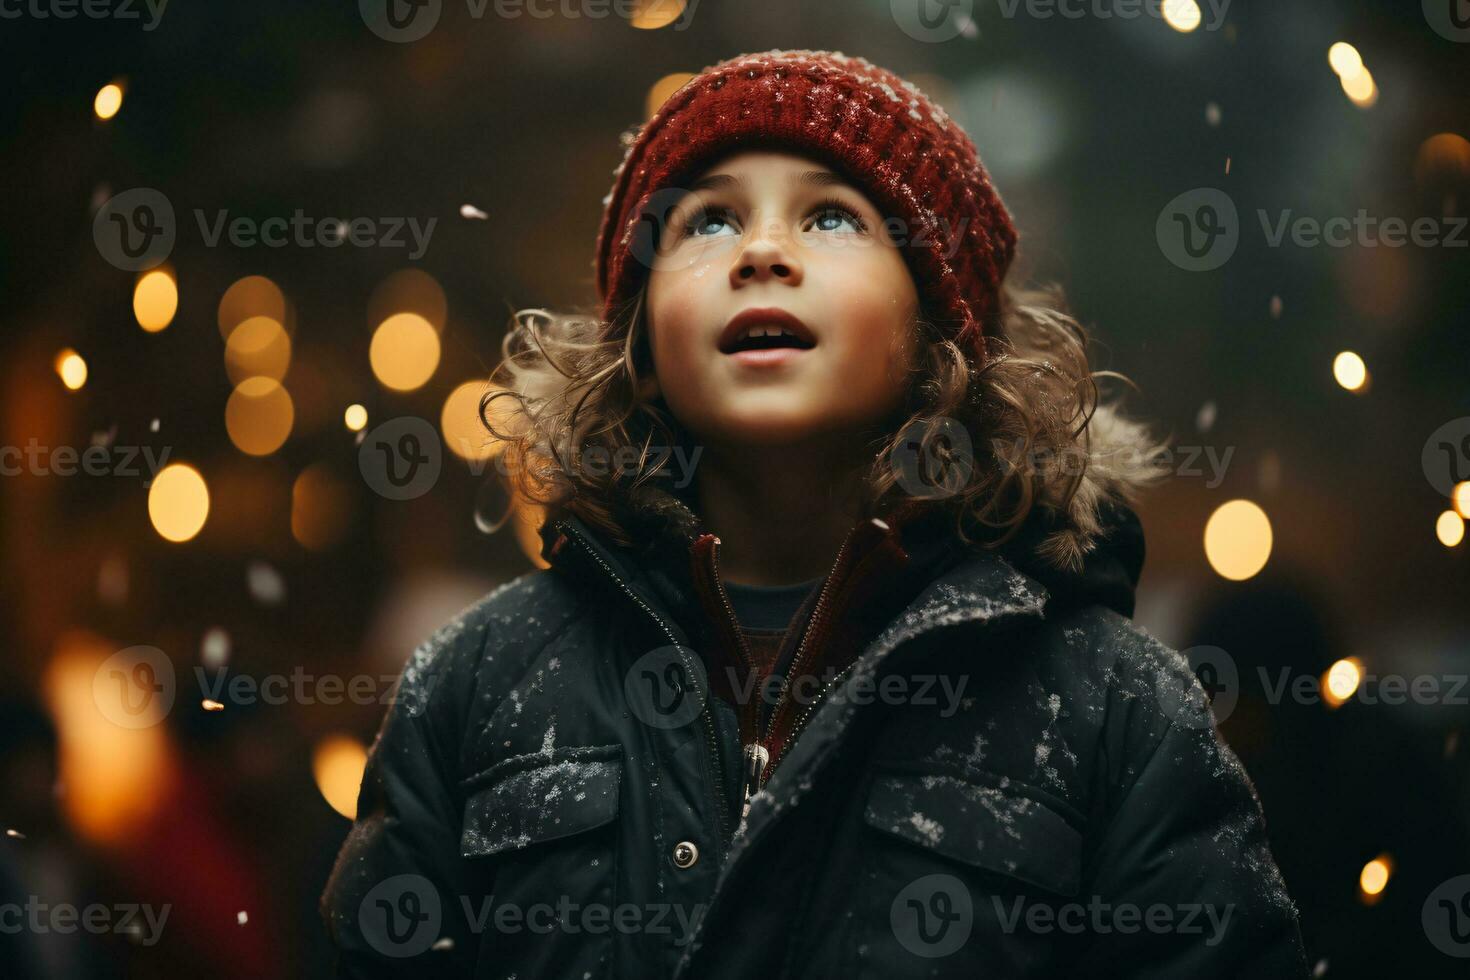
xmin=555 ymin=520 xmax=735 ymax=859
xmin=773 ymin=659 xmax=860 ymax=777
xmin=754 ymin=530 xmax=854 ymax=790
xmin=706 ymin=527 xmax=858 ymax=827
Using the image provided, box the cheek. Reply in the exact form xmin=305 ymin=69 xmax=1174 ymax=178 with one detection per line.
xmin=646 ymin=274 xmax=705 ymax=370
xmin=820 ymin=255 xmax=918 ymax=384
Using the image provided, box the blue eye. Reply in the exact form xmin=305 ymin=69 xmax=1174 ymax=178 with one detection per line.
xmin=809 ymin=201 xmax=867 ymax=234
xmin=685 ymin=206 xmax=736 ymax=238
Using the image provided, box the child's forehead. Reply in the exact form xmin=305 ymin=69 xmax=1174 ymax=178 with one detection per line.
xmin=688 ymin=147 xmax=852 ymax=185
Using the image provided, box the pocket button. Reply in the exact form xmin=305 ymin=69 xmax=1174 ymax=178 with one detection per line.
xmin=672 ymin=841 xmax=699 ymax=869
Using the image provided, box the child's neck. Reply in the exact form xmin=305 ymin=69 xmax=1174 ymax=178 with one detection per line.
xmin=694 ymin=440 xmax=870 ymax=587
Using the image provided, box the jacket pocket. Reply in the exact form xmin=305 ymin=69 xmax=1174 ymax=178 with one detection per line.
xmin=458 ymin=744 xmax=624 ymax=980
xmin=460 ymin=743 xmax=623 ymax=858
xmin=852 ymin=770 xmax=1084 ymax=978
xmin=861 ymin=770 xmax=1081 ymax=897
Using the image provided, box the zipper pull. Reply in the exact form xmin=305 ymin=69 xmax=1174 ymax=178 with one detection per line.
xmin=740 ymin=743 xmax=770 ymax=820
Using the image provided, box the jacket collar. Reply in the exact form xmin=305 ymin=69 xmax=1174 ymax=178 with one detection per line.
xmin=537 ymin=481 xmax=1051 ymax=657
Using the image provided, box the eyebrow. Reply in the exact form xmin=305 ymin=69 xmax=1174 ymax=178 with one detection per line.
xmin=686 ymin=169 xmax=850 ymax=193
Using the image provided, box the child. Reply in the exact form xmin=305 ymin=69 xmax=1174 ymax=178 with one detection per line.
xmin=322 ymin=50 xmax=1307 ymax=979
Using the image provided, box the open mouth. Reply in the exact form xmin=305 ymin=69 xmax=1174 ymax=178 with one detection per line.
xmin=718 ymin=308 xmax=819 ymax=355
xmin=721 ymin=326 xmax=817 ymax=355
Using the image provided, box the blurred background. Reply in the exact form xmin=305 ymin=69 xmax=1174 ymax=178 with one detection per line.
xmin=1 ymin=0 xmax=1468 ymax=976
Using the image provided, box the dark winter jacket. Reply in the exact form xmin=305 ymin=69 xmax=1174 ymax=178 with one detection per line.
xmin=320 ymin=485 xmax=1308 ymax=979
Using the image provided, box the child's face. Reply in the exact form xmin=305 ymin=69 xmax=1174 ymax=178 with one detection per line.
xmin=644 ymin=150 xmax=919 ymax=450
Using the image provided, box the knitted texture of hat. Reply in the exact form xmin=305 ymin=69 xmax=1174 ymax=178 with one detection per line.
xmin=593 ymin=49 xmax=1018 ymax=363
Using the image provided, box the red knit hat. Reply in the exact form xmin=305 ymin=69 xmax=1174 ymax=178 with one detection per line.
xmin=593 ymin=49 xmax=1018 ymax=363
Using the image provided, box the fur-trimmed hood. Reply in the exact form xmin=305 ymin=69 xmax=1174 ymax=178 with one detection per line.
xmin=545 ymin=401 xmax=1159 ymax=624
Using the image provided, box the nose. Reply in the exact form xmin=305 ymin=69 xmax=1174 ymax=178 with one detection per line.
xmin=729 ymin=214 xmax=803 ymax=288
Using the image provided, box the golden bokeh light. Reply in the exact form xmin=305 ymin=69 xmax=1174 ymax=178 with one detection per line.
xmin=226 ymin=376 xmax=295 ymax=456
xmin=224 ymin=315 xmax=292 ymax=384
xmin=1437 ymin=510 xmax=1465 ymax=548
xmin=344 ymin=403 xmax=369 ymax=432
xmin=45 ymin=632 xmax=173 ymax=845
xmin=217 ymin=275 xmax=286 ymax=340
xmin=93 ymin=83 xmax=124 ymax=121
xmin=55 ymin=348 xmax=88 ymax=390
xmin=1333 ymin=351 xmax=1368 ymax=391
xmin=312 ymin=734 xmax=368 ymax=820
xmin=1327 ymin=42 xmax=1362 ymax=79
xmin=292 ymin=462 xmax=353 ymax=550
xmin=149 ymin=462 xmax=210 ymax=542
xmin=646 ymin=72 xmax=696 ymax=118
xmin=442 ymin=380 xmax=502 ymax=461
xmin=367 ymin=269 xmax=447 ymax=333
xmin=133 ymin=268 xmax=178 ymax=333
xmin=1453 ymin=481 xmax=1470 ymax=519
xmin=1203 ymin=499 xmax=1273 ymax=581
xmin=1359 ymin=855 xmax=1392 ymax=902
xmin=1340 ymin=67 xmax=1377 ymax=108
xmin=1415 ymin=132 xmax=1470 ymax=187
xmin=1161 ymin=0 xmax=1201 ymax=33
xmin=370 ymin=312 xmax=440 ymax=392
xmin=1323 ymin=657 xmax=1362 ymax=708
xmin=630 ymin=0 xmax=685 ymax=30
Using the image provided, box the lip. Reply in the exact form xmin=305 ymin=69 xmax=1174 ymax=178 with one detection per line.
xmin=717 ymin=307 xmax=818 ymax=355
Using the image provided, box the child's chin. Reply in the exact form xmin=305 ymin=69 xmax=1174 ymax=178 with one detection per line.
xmin=705 ymin=408 xmax=851 ymax=448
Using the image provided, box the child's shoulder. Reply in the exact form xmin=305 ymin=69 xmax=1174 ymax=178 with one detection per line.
xmin=392 ymin=569 xmax=586 ymax=712
xmin=1028 ymin=599 xmax=1215 ymax=738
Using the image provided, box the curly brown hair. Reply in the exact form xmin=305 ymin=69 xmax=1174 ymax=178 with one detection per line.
xmin=481 ymin=279 xmax=1171 ymax=572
